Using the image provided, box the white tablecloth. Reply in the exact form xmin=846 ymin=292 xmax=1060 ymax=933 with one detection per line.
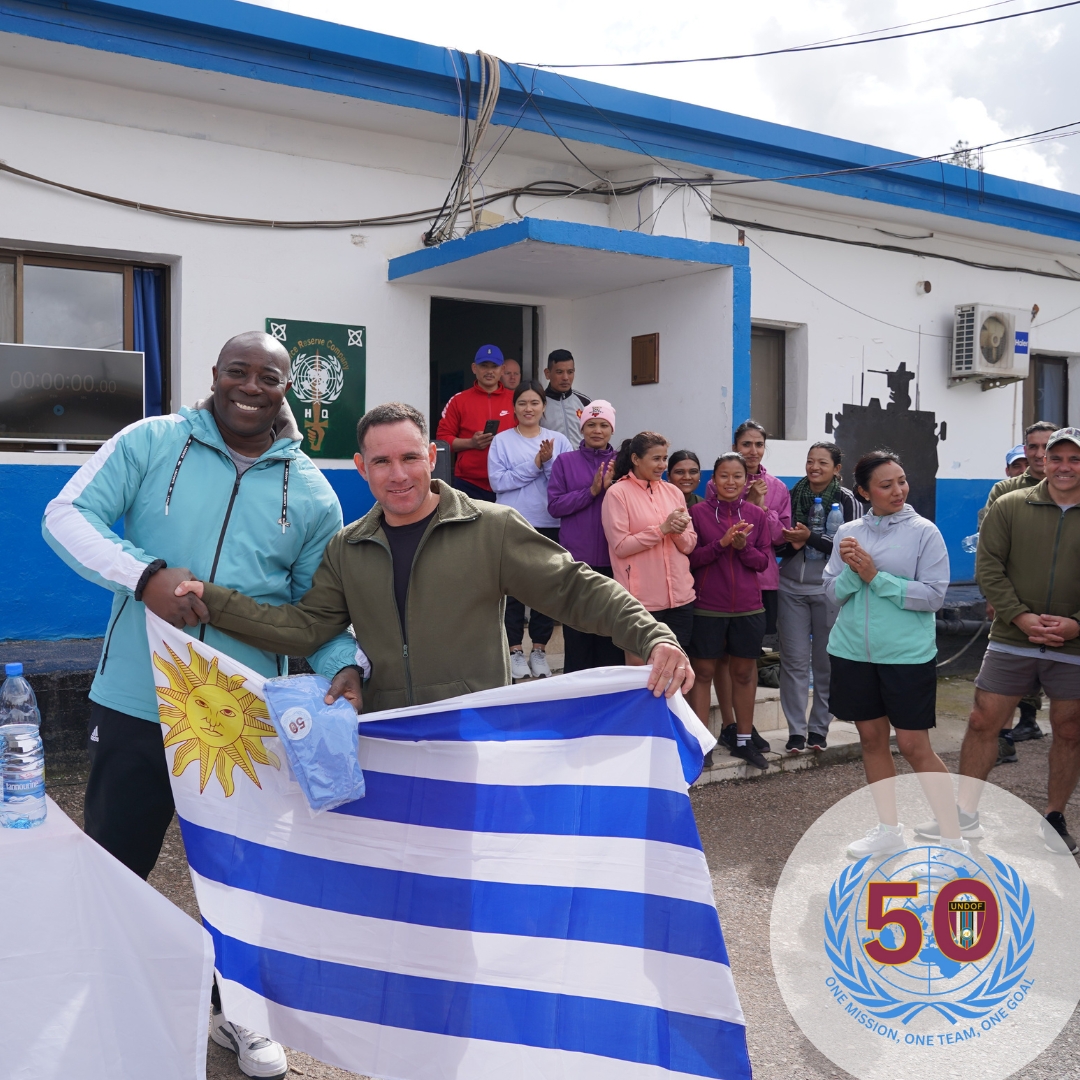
xmin=0 ymin=797 xmax=214 ymax=1079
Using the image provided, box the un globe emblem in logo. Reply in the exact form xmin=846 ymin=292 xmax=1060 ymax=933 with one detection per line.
xmin=291 ymin=351 xmax=345 ymax=406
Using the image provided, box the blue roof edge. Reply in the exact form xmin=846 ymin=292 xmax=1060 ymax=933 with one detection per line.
xmin=7 ymin=0 xmax=1080 ymax=244
xmin=387 ymin=217 xmax=750 ymax=280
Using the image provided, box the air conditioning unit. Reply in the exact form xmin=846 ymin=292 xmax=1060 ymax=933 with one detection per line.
xmin=950 ymin=304 xmax=1030 ymax=381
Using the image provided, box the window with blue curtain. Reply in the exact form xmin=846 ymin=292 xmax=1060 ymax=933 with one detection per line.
xmin=133 ymin=267 xmax=166 ymax=415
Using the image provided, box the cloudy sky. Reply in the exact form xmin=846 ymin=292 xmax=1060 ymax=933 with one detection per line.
xmin=254 ymin=0 xmax=1080 ymax=193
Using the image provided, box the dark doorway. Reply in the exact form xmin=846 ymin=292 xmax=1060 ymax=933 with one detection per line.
xmin=1032 ymin=354 xmax=1068 ymax=429
xmin=429 ymin=298 xmax=526 ymax=434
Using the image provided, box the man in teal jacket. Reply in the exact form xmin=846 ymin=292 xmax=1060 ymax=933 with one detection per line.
xmin=42 ymin=331 xmax=361 ymax=1080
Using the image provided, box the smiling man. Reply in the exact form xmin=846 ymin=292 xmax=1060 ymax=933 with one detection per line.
xmin=42 ymin=330 xmax=362 ymax=1080
xmin=921 ymin=427 xmax=1080 ymax=856
xmin=178 ymin=401 xmax=693 ymax=711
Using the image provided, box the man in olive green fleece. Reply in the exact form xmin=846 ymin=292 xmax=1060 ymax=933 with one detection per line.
xmin=176 ymin=402 xmax=692 ymax=712
xmin=952 ymin=428 xmax=1080 ymax=854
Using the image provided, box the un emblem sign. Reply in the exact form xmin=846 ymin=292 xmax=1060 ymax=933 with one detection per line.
xmin=772 ymin=776 xmax=1080 ymax=1080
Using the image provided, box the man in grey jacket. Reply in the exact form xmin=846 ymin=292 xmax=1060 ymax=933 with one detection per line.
xmin=543 ymin=349 xmax=592 ymax=448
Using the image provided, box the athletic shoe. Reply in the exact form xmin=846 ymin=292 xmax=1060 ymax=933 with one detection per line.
xmin=510 ymin=651 xmax=531 ymax=680
xmin=750 ymin=726 xmax=771 ymax=752
xmin=1012 ymin=713 xmax=1044 ymax=742
xmin=785 ymin=735 xmax=806 ymax=754
xmin=702 ymin=749 xmax=715 ymax=769
xmin=846 ymin=822 xmax=905 ymax=859
xmin=807 ymin=732 xmax=828 ymax=752
xmin=210 ymin=1009 xmax=288 ymax=1080
xmin=719 ymin=724 xmax=737 ymax=751
xmin=996 ymin=732 xmax=1017 ymax=764
xmin=730 ymin=742 xmax=769 ymax=771
xmin=528 ymin=649 xmax=552 ymax=678
xmin=914 ymin=808 xmax=984 ymax=840
xmin=937 ymin=836 xmax=972 ymax=855
xmin=1042 ymin=812 xmax=1079 ymax=855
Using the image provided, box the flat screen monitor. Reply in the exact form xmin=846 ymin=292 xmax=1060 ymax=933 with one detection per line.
xmin=0 ymin=343 xmax=144 ymax=441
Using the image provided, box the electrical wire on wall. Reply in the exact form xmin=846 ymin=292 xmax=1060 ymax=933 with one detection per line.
xmin=423 ymin=51 xmax=501 ymax=246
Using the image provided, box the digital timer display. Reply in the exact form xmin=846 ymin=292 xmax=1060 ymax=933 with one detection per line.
xmin=0 ymin=343 xmax=144 ymax=441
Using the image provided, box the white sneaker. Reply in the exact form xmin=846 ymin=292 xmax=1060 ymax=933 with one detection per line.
xmin=938 ymin=836 xmax=972 ymax=856
xmin=529 ymin=649 xmax=552 ymax=678
xmin=510 ymin=650 xmax=531 ymax=680
xmin=846 ymin=822 xmax=905 ymax=859
xmin=210 ymin=1008 xmax=288 ymax=1079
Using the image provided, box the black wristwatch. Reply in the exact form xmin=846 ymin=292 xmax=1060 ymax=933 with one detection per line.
xmin=134 ymin=559 xmax=168 ymax=602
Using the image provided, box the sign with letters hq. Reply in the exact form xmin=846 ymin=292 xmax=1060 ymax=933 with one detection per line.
xmin=265 ymin=319 xmax=366 ymax=459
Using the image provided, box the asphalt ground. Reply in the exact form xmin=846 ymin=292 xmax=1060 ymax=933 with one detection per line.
xmin=45 ymin=676 xmax=1080 ymax=1080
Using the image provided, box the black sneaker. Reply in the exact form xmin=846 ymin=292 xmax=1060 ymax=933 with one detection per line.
xmin=1042 ymin=812 xmax=1078 ymax=855
xmin=719 ymin=724 xmax=737 ymax=751
xmin=996 ymin=731 xmax=1018 ymax=764
xmin=730 ymin=742 xmax=770 ymax=771
xmin=750 ymin=726 xmax=771 ymax=753
xmin=785 ymin=734 xmax=806 ymax=754
xmin=807 ymin=731 xmax=828 ymax=752
xmin=702 ymin=749 xmax=715 ymax=769
xmin=1012 ymin=713 xmax=1044 ymax=742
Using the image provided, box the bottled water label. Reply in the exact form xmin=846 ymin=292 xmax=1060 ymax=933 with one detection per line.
xmin=5 ymin=776 xmax=44 ymax=798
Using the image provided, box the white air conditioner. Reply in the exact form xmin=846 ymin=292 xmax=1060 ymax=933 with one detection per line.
xmin=951 ymin=304 xmax=1030 ymax=380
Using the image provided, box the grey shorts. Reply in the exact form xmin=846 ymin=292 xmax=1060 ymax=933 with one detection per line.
xmin=974 ymin=649 xmax=1080 ymax=700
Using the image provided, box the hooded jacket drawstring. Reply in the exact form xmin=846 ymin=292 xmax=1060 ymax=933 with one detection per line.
xmin=164 ymin=432 xmax=291 ymax=531
xmin=164 ymin=435 xmax=195 ymax=516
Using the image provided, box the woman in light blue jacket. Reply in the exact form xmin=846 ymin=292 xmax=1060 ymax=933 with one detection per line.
xmin=823 ymin=450 xmax=964 ymax=858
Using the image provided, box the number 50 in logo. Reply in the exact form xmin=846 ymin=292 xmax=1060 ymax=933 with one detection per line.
xmin=864 ymin=878 xmax=1000 ymax=966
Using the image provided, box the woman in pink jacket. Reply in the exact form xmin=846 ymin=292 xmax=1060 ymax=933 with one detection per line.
xmin=601 ymin=431 xmax=697 ymax=657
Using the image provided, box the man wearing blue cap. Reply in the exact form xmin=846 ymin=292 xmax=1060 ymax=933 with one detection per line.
xmin=436 ymin=344 xmax=515 ymax=501
xmin=1004 ymin=443 xmax=1028 ymax=477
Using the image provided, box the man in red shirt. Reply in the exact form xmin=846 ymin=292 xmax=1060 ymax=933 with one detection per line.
xmin=436 ymin=344 xmax=515 ymax=501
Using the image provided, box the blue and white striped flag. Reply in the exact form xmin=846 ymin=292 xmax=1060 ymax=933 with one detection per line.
xmin=146 ymin=612 xmax=750 ymax=1080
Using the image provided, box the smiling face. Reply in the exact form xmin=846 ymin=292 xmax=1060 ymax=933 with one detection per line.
xmin=472 ymin=360 xmax=503 ymax=392
xmin=581 ymin=418 xmax=612 ymax=449
xmin=632 ymin=442 xmax=668 ymax=483
xmin=859 ymin=461 xmax=909 ymax=516
xmin=1005 ymin=456 xmax=1028 ymax=478
xmin=713 ymin=458 xmax=748 ymax=501
xmin=514 ymin=389 xmax=545 ymax=429
xmin=669 ymin=458 xmax=701 ymax=495
xmin=734 ymin=428 xmax=766 ymax=473
xmin=355 ymin=419 xmax=438 ymax=524
xmin=806 ymin=448 xmax=842 ymax=492
xmin=1025 ymin=429 xmax=1051 ymax=479
xmin=1046 ymin=441 xmax=1080 ymax=501
xmin=211 ymin=333 xmax=291 ymax=450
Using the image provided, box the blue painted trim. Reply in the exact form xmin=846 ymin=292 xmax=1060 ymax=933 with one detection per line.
xmin=7 ymin=0 xmax=1080 ymax=243
xmin=388 ymin=217 xmax=748 ymax=282
xmin=731 ymin=263 xmax=751 ymax=441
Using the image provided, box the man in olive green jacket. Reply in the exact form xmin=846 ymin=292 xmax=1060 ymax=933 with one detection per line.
xmin=178 ymin=402 xmax=691 ymax=712
xmin=948 ymin=429 xmax=1080 ymax=854
xmin=978 ymin=420 xmax=1055 ymax=523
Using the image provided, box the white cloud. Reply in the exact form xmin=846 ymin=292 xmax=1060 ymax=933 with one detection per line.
xmin=252 ymin=0 xmax=1080 ymax=192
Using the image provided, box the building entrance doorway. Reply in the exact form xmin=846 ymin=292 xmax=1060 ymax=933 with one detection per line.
xmin=429 ymin=297 xmax=538 ymax=434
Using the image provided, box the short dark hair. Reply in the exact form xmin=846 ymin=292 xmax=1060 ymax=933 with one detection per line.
xmin=733 ymin=419 xmax=767 ymax=446
xmin=1025 ymin=421 xmax=1058 ymax=438
xmin=512 ymin=381 xmax=546 ymax=407
xmin=546 ymin=348 xmax=574 ymax=368
xmin=668 ymin=450 xmax=701 ymax=471
xmin=356 ymin=402 xmax=427 ymax=455
xmin=713 ymin=451 xmax=748 ymax=476
xmin=808 ymin=441 xmax=843 ymax=467
xmin=853 ymin=449 xmax=902 ymax=496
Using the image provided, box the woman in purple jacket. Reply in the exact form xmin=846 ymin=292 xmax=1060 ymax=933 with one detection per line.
xmin=688 ymin=452 xmax=773 ymax=771
xmin=547 ymin=400 xmax=624 ymax=672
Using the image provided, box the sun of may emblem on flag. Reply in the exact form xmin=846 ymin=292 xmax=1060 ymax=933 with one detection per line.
xmin=153 ymin=641 xmax=279 ymax=797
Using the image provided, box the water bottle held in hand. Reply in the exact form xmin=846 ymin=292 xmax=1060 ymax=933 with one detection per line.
xmin=961 ymin=533 xmax=979 ymax=554
xmin=805 ymin=498 xmax=826 ymax=561
xmin=0 ymin=663 xmax=46 ymax=828
xmin=826 ymin=503 xmax=844 ymax=538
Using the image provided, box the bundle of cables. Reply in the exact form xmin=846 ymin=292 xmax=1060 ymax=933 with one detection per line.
xmin=423 ymin=50 xmax=501 ymax=246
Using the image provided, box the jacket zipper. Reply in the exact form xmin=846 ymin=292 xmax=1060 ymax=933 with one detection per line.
xmin=1043 ymin=507 xmax=1074 ymax=613
xmin=99 ymin=595 xmax=129 ymax=674
xmin=199 ymin=470 xmax=244 ymax=643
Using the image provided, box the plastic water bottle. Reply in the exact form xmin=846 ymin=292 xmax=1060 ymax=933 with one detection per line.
xmin=805 ymin=498 xmax=826 ymax=561
xmin=0 ymin=663 xmax=46 ymax=828
xmin=826 ymin=503 xmax=844 ymax=538
xmin=961 ymin=534 xmax=979 ymax=554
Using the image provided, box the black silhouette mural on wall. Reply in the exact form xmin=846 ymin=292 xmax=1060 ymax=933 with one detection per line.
xmin=825 ymin=362 xmax=946 ymax=521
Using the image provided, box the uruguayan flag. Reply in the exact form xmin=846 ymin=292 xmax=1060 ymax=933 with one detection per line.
xmin=146 ymin=612 xmax=750 ymax=1080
